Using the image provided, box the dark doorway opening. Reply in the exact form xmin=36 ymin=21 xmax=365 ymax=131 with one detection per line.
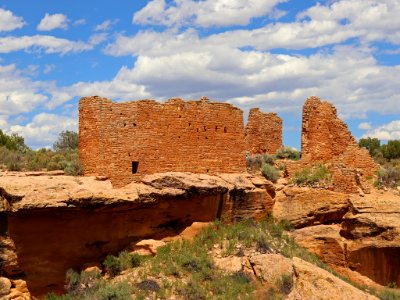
xmin=132 ymin=161 xmax=139 ymax=174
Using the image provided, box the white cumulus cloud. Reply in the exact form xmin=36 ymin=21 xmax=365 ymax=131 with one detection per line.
xmin=37 ymin=13 xmax=69 ymax=31
xmin=0 ymin=8 xmax=25 ymax=32
xmin=362 ymin=121 xmax=400 ymax=141
xmin=358 ymin=122 xmax=372 ymax=130
xmin=94 ymin=19 xmax=118 ymax=31
xmin=10 ymin=113 xmax=78 ymax=149
xmin=0 ymin=35 xmax=94 ymax=55
xmin=0 ymin=64 xmax=48 ymax=116
xmin=133 ymin=0 xmax=287 ymax=27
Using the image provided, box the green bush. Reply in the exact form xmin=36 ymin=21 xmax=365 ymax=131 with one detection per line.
xmin=293 ymin=164 xmax=331 ymax=186
xmin=261 ymin=163 xmax=280 ymax=182
xmin=93 ymin=281 xmax=132 ymax=300
xmin=7 ymin=160 xmax=22 ymax=171
xmin=103 ymin=251 xmax=144 ymax=277
xmin=103 ymin=255 xmax=121 ymax=277
xmin=276 ymin=147 xmax=301 ymax=161
xmin=63 ymin=150 xmax=83 ymax=176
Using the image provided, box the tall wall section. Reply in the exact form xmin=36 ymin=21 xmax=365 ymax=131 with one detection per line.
xmin=245 ymin=108 xmax=282 ymax=155
xmin=79 ymin=96 xmax=246 ymax=187
xmin=286 ymin=96 xmax=379 ymax=193
xmin=301 ymin=96 xmax=356 ymax=162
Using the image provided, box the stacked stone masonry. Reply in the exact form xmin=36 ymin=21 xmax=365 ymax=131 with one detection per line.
xmin=286 ymin=96 xmax=379 ymax=194
xmin=245 ymin=108 xmax=282 ymax=155
xmin=79 ymin=96 xmax=247 ymax=187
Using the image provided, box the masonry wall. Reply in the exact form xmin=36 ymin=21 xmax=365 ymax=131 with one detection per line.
xmin=286 ymin=96 xmax=379 ymax=193
xmin=301 ymin=96 xmax=378 ymax=176
xmin=79 ymin=96 xmax=247 ymax=187
xmin=245 ymin=108 xmax=282 ymax=155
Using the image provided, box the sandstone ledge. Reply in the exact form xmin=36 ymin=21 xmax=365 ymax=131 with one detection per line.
xmin=0 ymin=171 xmax=272 ymax=212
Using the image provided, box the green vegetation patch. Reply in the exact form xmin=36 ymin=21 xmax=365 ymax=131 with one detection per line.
xmin=292 ymin=164 xmax=331 ymax=186
xmin=0 ymin=129 xmax=82 ymax=175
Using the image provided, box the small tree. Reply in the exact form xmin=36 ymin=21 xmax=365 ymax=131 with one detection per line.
xmin=0 ymin=129 xmax=29 ymax=152
xmin=358 ymin=137 xmax=381 ymax=156
xmin=53 ymin=130 xmax=78 ymax=152
xmin=381 ymin=140 xmax=400 ymax=160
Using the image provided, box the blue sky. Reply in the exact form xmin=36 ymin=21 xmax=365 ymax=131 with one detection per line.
xmin=1 ymin=0 xmax=400 ymax=149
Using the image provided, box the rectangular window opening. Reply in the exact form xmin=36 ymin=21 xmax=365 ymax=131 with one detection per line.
xmin=132 ymin=161 xmax=139 ymax=174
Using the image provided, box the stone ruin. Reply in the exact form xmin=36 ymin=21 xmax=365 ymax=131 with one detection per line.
xmin=286 ymin=96 xmax=379 ymax=193
xmin=245 ymin=108 xmax=282 ymax=155
xmin=79 ymin=96 xmax=282 ymax=187
xmin=79 ymin=95 xmax=378 ymax=192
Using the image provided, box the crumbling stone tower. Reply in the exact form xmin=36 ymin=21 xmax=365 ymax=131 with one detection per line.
xmin=286 ymin=96 xmax=379 ymax=193
xmin=245 ymin=108 xmax=283 ymax=155
xmin=79 ymin=96 xmax=247 ymax=187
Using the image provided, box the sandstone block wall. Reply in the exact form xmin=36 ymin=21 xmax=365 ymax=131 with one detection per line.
xmin=79 ymin=96 xmax=246 ymax=187
xmin=245 ymin=108 xmax=282 ymax=155
xmin=286 ymin=96 xmax=379 ymax=193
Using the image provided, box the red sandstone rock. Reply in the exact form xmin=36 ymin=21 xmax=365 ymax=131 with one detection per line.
xmin=0 ymin=172 xmax=272 ymax=296
xmin=132 ymin=239 xmax=166 ymax=256
xmin=0 ymin=277 xmax=11 ymax=296
xmin=178 ymin=222 xmax=211 ymax=241
xmin=273 ymin=187 xmax=350 ymax=228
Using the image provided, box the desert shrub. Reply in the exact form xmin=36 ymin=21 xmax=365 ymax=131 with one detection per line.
xmin=376 ymin=166 xmax=400 ymax=188
xmin=136 ymin=279 xmax=160 ymax=292
xmin=0 ymin=146 xmax=24 ymax=171
xmin=44 ymin=293 xmax=73 ymax=300
xmin=65 ymin=269 xmax=82 ymax=294
xmin=118 ymin=251 xmax=143 ymax=269
xmin=103 ymin=251 xmax=144 ymax=278
xmin=7 ymin=160 xmax=22 ymax=171
xmin=276 ymin=147 xmax=301 ymax=161
xmin=63 ymin=150 xmax=83 ymax=176
xmin=93 ymin=281 xmax=132 ymax=300
xmin=178 ymin=281 xmax=205 ymax=300
xmin=246 ymin=153 xmax=264 ymax=171
xmin=103 ymin=255 xmax=121 ymax=277
xmin=261 ymin=163 xmax=280 ymax=182
xmin=378 ymin=288 xmax=400 ymax=300
xmin=246 ymin=153 xmax=278 ymax=172
xmin=263 ymin=154 xmax=276 ymax=165
xmin=293 ymin=164 xmax=331 ymax=186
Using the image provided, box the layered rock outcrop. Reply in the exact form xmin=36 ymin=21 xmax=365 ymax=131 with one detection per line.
xmin=275 ymin=185 xmax=400 ymax=288
xmin=0 ymin=171 xmax=274 ymax=296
